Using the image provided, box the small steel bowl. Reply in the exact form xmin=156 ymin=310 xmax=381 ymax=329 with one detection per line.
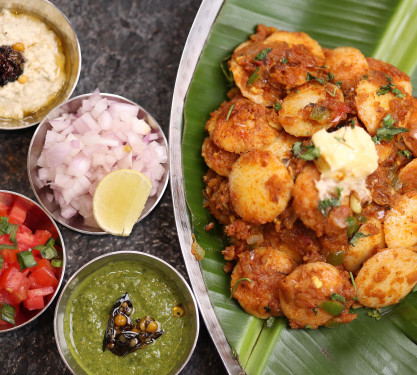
xmin=54 ymin=251 xmax=199 ymax=375
xmin=27 ymin=93 xmax=169 ymax=234
xmin=0 ymin=0 xmax=81 ymax=130
xmin=0 ymin=190 xmax=66 ymax=333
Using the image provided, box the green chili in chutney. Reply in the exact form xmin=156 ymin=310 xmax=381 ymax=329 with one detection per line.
xmin=64 ymin=261 xmax=187 ymax=375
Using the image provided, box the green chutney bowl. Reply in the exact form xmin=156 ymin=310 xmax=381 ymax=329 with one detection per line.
xmin=54 ymin=251 xmax=199 ymax=375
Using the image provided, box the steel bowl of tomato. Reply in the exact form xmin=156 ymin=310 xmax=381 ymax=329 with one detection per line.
xmin=0 ymin=190 xmax=65 ymax=332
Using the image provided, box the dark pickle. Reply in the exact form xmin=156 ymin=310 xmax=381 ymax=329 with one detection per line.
xmin=103 ymin=293 xmax=163 ymax=357
xmin=0 ymin=45 xmax=25 ymax=87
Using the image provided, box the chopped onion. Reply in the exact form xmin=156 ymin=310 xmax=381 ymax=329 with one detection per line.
xmin=37 ymin=89 xmax=167 ymax=228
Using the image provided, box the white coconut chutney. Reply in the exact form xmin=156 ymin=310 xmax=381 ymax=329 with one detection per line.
xmin=0 ymin=10 xmax=66 ymax=120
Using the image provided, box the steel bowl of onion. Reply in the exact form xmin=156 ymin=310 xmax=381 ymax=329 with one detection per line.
xmin=0 ymin=190 xmax=66 ymax=333
xmin=27 ymin=90 xmax=169 ymax=235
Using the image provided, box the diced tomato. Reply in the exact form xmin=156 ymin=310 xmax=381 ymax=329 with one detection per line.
xmin=29 ymin=267 xmax=58 ymax=288
xmin=28 ymin=275 xmax=42 ymax=289
xmin=0 ymin=267 xmax=30 ymax=304
xmin=8 ymin=201 xmax=27 ymax=225
xmin=34 ymin=230 xmax=53 ymax=246
xmin=23 ymin=295 xmax=44 ymax=311
xmin=1 ymin=249 xmax=19 ymax=264
xmin=16 ymin=227 xmax=37 ymax=251
xmin=27 ymin=286 xmax=54 ymax=299
xmin=0 ymin=234 xmax=13 ymax=245
xmin=29 ymin=258 xmax=54 ymax=274
xmin=8 ymin=277 xmax=30 ymax=304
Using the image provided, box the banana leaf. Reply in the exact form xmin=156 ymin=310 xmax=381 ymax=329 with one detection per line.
xmin=182 ymin=0 xmax=417 ymax=374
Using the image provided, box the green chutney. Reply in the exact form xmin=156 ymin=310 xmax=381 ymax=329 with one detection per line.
xmin=64 ymin=260 xmax=188 ymax=375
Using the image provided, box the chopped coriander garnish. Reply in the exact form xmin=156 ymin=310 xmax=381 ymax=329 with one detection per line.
xmin=226 ymin=104 xmax=235 ymax=121
xmin=280 ymin=57 xmax=288 ymax=64
xmin=349 ymin=272 xmax=358 ymax=300
xmin=327 ymin=72 xmax=334 ymax=81
xmin=330 ymin=293 xmax=346 ymax=303
xmin=346 ymin=215 xmax=366 ymax=238
xmin=377 ymin=74 xmax=405 ymax=98
xmin=247 ymin=67 xmax=260 ymax=86
xmin=318 ymin=187 xmax=342 ymax=217
xmin=335 ymin=81 xmax=342 ymax=88
xmin=325 ymin=87 xmax=337 ymax=97
xmin=313 ymin=307 xmax=318 ymax=316
xmin=17 ymin=250 xmax=38 ymax=270
xmin=254 ymin=48 xmax=272 ymax=64
xmin=349 ymin=118 xmax=357 ymax=128
xmin=350 ymin=231 xmax=369 ymax=247
xmin=230 ymin=278 xmax=252 ymax=299
xmin=274 ymin=102 xmax=282 ymax=111
xmin=306 ymin=72 xmax=324 ymax=84
xmin=383 ymin=113 xmax=395 ymax=126
xmin=292 ymin=142 xmax=320 ymax=160
xmin=1 ymin=303 xmax=15 ymax=325
xmin=362 ymin=75 xmax=368 ymax=80
xmin=398 ymin=149 xmax=412 ymax=159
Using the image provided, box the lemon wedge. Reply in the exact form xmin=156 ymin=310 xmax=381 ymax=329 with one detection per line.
xmin=93 ymin=169 xmax=152 ymax=236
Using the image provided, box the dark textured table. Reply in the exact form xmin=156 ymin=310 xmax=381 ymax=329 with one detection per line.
xmin=0 ymin=1 xmax=229 ymax=374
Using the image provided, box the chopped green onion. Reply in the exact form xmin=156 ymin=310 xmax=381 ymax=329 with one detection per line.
xmin=350 ymin=271 xmax=358 ymax=300
xmin=226 ymin=104 xmax=235 ymax=121
xmin=0 ymin=217 xmax=10 ymax=235
xmin=0 ymin=255 xmax=3 ymax=268
xmin=0 ymin=244 xmax=17 ymax=250
xmin=230 ymin=277 xmax=252 ymax=300
xmin=51 ymin=259 xmax=63 ymax=268
xmin=247 ymin=67 xmax=260 ymax=86
xmin=274 ymin=102 xmax=282 ymax=111
xmin=1 ymin=303 xmax=15 ymax=325
xmin=8 ymin=224 xmax=19 ymax=246
xmin=35 ymin=237 xmax=59 ymax=260
xmin=292 ymin=142 xmax=320 ymax=161
xmin=330 ymin=293 xmax=346 ymax=303
xmin=254 ymin=48 xmax=272 ymax=64
xmin=280 ymin=57 xmax=288 ymax=64
xmin=318 ymin=300 xmax=344 ymax=316
xmin=17 ymin=250 xmax=38 ymax=270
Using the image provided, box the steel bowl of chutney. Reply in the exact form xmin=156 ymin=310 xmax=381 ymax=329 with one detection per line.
xmin=54 ymin=251 xmax=199 ymax=375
